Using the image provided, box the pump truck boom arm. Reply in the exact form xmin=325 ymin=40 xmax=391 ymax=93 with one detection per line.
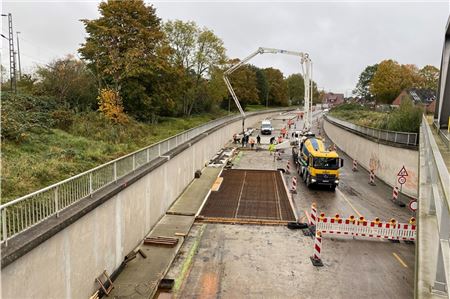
xmin=223 ymin=47 xmax=313 ymax=131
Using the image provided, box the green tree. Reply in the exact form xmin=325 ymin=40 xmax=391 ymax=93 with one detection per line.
xmin=79 ymin=0 xmax=171 ymax=119
xmin=419 ymin=65 xmax=439 ymax=90
xmin=285 ymin=73 xmax=304 ymax=105
xmin=354 ymin=64 xmax=378 ymax=100
xmin=248 ymin=66 xmax=269 ymax=106
xmin=264 ymin=67 xmax=288 ymax=106
xmin=164 ymin=20 xmax=226 ymax=116
xmin=34 ymin=55 xmax=97 ymax=111
xmin=227 ymin=60 xmax=259 ymax=108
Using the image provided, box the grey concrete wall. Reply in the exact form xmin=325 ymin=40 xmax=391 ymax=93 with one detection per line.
xmin=323 ymin=119 xmax=419 ymax=198
xmin=1 ymin=111 xmax=279 ymax=299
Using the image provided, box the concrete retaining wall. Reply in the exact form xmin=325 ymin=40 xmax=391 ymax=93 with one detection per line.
xmin=323 ymin=119 xmax=419 ymax=198
xmin=1 ymin=111 xmax=280 ymax=299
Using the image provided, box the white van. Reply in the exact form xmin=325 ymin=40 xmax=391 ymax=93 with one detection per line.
xmin=261 ymin=120 xmax=273 ymax=135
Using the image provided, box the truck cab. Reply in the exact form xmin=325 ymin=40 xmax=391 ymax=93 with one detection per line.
xmin=296 ymin=136 xmax=343 ymax=191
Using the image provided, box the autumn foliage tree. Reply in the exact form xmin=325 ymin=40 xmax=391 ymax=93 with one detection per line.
xmin=359 ymin=59 xmax=439 ymax=104
xmin=98 ymin=88 xmax=128 ymax=124
xmin=79 ymin=0 xmax=171 ymax=120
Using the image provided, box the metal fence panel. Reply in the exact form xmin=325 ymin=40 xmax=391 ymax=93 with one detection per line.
xmin=325 ymin=115 xmax=418 ymax=146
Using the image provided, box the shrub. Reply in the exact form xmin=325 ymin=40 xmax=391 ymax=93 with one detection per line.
xmin=386 ymin=98 xmax=423 ymax=133
xmin=51 ymin=109 xmax=74 ymax=130
xmin=1 ymin=93 xmax=56 ymax=142
xmin=97 ymin=88 xmax=128 ymax=124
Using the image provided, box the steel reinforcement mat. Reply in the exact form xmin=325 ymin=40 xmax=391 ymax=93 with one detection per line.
xmin=199 ymin=169 xmax=296 ymax=221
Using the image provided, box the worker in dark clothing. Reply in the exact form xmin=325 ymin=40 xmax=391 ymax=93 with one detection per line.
xmin=256 ymin=135 xmax=261 ymax=145
xmin=270 ymin=136 xmax=275 ymax=144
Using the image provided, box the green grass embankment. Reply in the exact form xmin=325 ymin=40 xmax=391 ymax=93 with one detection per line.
xmin=2 ymin=112 xmax=227 ymax=203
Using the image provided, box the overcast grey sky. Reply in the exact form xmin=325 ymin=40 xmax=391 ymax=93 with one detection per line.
xmin=1 ymin=1 xmax=449 ymax=95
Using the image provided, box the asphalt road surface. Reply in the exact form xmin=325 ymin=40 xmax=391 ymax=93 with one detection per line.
xmin=169 ymin=110 xmax=415 ymax=299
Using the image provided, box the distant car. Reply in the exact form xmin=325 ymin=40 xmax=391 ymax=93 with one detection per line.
xmin=261 ymin=120 xmax=273 ymax=135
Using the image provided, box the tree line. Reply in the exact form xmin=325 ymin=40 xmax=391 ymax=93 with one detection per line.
xmin=353 ymin=59 xmax=439 ymax=104
xmin=2 ymin=0 xmax=318 ymax=134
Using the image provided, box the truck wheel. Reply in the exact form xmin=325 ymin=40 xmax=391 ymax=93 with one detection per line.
xmin=306 ymin=174 xmax=311 ymax=188
xmin=330 ymin=185 xmax=336 ymax=192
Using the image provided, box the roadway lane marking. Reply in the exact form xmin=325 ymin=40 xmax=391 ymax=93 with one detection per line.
xmin=336 ymin=188 xmax=362 ymax=217
xmin=392 ymin=252 xmax=408 ymax=268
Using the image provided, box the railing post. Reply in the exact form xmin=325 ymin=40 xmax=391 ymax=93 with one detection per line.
xmin=114 ymin=161 xmax=117 ymax=182
xmin=158 ymin=144 xmax=161 ymax=157
xmin=407 ymin=134 xmax=410 ymax=145
xmin=54 ymin=187 xmax=59 ymax=217
xmin=146 ymin=148 xmax=150 ymax=163
xmin=2 ymin=208 xmax=7 ymax=246
xmin=133 ymin=154 xmax=136 ymax=171
xmin=89 ymin=172 xmax=93 ymax=197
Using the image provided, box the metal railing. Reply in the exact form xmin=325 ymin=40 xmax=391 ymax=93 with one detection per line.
xmin=0 ymin=108 xmax=289 ymax=245
xmin=325 ymin=115 xmax=418 ymax=146
xmin=421 ymin=115 xmax=450 ymax=296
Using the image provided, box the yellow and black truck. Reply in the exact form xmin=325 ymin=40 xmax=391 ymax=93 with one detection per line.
xmin=293 ymin=134 xmax=344 ymax=191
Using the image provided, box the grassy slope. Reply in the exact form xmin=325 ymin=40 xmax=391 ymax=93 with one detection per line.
xmin=2 ymin=112 xmax=228 ymax=202
xmin=329 ymin=106 xmax=388 ymax=128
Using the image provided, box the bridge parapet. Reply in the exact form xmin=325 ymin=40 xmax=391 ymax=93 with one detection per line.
xmin=417 ymin=115 xmax=450 ymax=298
xmin=325 ymin=115 xmax=418 ymax=147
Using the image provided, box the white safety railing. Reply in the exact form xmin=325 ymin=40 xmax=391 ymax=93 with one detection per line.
xmin=325 ymin=115 xmax=418 ymax=146
xmin=0 ymin=108 xmax=290 ymax=245
xmin=421 ymin=115 xmax=450 ymax=295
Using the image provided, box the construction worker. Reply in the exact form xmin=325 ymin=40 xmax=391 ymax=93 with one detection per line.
xmin=269 ymin=143 xmax=275 ymax=156
xmin=281 ymin=127 xmax=287 ymax=138
xmin=249 ymin=137 xmax=255 ymax=150
xmin=256 ymin=134 xmax=261 ymax=145
xmin=277 ymin=135 xmax=283 ymax=144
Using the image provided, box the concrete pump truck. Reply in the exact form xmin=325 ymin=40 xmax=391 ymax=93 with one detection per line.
xmin=293 ymin=133 xmax=344 ymax=191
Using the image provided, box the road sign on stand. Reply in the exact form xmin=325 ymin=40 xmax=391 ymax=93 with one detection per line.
xmin=409 ymin=200 xmax=417 ymax=211
xmin=397 ymin=166 xmax=408 ymax=177
xmin=398 ymin=177 xmax=406 ymax=185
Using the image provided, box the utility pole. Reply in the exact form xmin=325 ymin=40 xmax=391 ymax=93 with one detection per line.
xmin=16 ymin=31 xmax=21 ymax=79
xmin=2 ymin=13 xmax=17 ymax=93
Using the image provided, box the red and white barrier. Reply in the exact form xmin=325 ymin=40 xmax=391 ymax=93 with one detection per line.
xmin=310 ymin=231 xmax=323 ymax=267
xmin=286 ymin=161 xmax=291 ymax=174
xmin=315 ymin=213 xmax=416 ymax=241
xmin=369 ymin=169 xmax=376 ymax=186
xmin=290 ymin=177 xmax=297 ymax=194
xmin=352 ymin=160 xmax=358 ymax=172
xmin=392 ymin=186 xmax=399 ymax=202
xmin=309 ymin=203 xmax=317 ymax=226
